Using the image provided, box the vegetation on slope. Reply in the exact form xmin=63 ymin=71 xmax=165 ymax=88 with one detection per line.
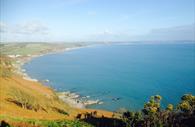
xmin=0 ymin=51 xmax=111 ymax=127
xmin=75 ymin=94 xmax=195 ymax=127
xmin=0 ymin=115 xmax=92 ymax=127
xmin=0 ymin=43 xmax=194 ymax=127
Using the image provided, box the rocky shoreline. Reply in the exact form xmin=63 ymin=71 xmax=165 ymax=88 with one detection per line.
xmin=58 ymin=91 xmax=103 ymax=109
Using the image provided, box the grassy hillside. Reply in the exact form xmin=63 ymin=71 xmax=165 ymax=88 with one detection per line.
xmin=0 ymin=53 xmax=112 ymax=127
xmin=0 ymin=76 xmax=112 ymax=119
xmin=0 ymin=76 xmax=72 ymax=119
xmin=0 ymin=43 xmax=85 ymax=55
xmin=0 ymin=76 xmax=95 ymax=127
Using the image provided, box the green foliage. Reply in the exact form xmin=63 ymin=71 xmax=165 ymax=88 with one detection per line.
xmin=122 ymin=111 xmax=134 ymax=127
xmin=122 ymin=94 xmax=195 ymax=127
xmin=0 ymin=115 xmax=93 ymax=127
xmin=134 ymin=112 xmax=142 ymax=121
xmin=178 ymin=101 xmax=191 ymax=112
xmin=143 ymin=95 xmax=162 ymax=115
xmin=181 ymin=94 xmax=195 ymax=106
xmin=166 ymin=104 xmax=173 ymax=111
xmin=122 ymin=111 xmax=143 ymax=127
xmin=177 ymin=94 xmax=195 ymax=113
xmin=154 ymin=95 xmax=161 ymax=102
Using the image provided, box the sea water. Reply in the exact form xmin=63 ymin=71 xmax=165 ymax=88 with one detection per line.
xmin=23 ymin=43 xmax=195 ymax=111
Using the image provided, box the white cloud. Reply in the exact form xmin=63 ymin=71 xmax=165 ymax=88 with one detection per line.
xmin=13 ymin=21 xmax=49 ymax=34
xmin=100 ymin=29 xmax=113 ymax=35
xmin=0 ymin=21 xmax=51 ymax=42
xmin=0 ymin=21 xmax=49 ymax=35
xmin=0 ymin=22 xmax=8 ymax=32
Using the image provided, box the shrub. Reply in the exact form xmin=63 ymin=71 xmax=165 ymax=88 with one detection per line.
xmin=178 ymin=94 xmax=195 ymax=113
xmin=121 ymin=94 xmax=195 ymax=127
xmin=166 ymin=104 xmax=173 ymax=111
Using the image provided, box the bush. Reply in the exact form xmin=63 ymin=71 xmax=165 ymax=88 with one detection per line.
xmin=122 ymin=94 xmax=195 ymax=127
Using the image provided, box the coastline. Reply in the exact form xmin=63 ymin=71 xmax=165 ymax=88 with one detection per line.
xmin=14 ymin=46 xmax=86 ymax=82
xmin=10 ymin=44 xmax=103 ymax=109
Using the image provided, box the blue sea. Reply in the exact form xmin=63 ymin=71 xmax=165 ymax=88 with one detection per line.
xmin=23 ymin=43 xmax=195 ymax=111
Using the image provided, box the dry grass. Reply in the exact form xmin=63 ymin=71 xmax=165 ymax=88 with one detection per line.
xmin=0 ymin=76 xmax=113 ymax=121
xmin=0 ymin=55 xmax=13 ymax=77
xmin=0 ymin=76 xmax=76 ymax=120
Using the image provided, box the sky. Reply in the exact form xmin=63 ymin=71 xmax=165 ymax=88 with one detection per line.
xmin=0 ymin=0 xmax=194 ymax=42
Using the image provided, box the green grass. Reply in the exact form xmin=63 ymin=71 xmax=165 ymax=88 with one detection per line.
xmin=0 ymin=43 xmax=54 ymax=55
xmin=0 ymin=115 xmax=93 ymax=127
xmin=0 ymin=42 xmax=86 ymax=55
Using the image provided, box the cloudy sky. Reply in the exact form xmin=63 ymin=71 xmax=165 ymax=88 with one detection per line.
xmin=0 ymin=0 xmax=194 ymax=42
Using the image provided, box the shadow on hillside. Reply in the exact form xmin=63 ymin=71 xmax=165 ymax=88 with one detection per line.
xmin=0 ymin=120 xmax=10 ymax=127
xmin=81 ymin=116 xmax=126 ymax=127
xmin=52 ymin=107 xmax=69 ymax=116
xmin=76 ymin=112 xmax=125 ymax=127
